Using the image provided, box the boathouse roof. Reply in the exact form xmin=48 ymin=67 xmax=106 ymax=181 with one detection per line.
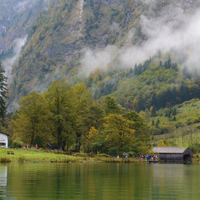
xmin=153 ymin=147 xmax=188 ymax=154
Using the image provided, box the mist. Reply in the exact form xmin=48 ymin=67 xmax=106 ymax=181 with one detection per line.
xmin=79 ymin=1 xmax=200 ymax=77
xmin=2 ymin=36 xmax=27 ymax=84
xmin=15 ymin=0 xmax=32 ymax=12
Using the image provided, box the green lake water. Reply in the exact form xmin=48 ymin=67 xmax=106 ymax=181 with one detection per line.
xmin=0 ymin=163 xmax=200 ymax=200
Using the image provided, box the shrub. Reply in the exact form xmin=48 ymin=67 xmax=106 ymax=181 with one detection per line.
xmin=0 ymin=157 xmax=11 ymax=163
xmin=18 ymin=157 xmax=26 ymax=163
xmin=12 ymin=140 xmax=24 ymax=148
xmin=128 ymin=151 xmax=135 ymax=157
xmin=121 ymin=145 xmax=132 ymax=153
xmin=108 ymin=147 xmax=118 ymax=156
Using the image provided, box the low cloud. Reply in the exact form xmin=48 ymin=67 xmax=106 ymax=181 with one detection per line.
xmin=79 ymin=46 xmax=120 ymax=77
xmin=79 ymin=2 xmax=200 ymax=76
xmin=2 ymin=36 xmax=27 ymax=84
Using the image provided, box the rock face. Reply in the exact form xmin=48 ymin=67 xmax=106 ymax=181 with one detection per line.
xmin=0 ymin=0 xmax=48 ymax=55
xmin=0 ymin=0 xmax=199 ymax=110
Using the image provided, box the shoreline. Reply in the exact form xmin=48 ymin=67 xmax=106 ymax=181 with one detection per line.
xmin=0 ymin=148 xmax=146 ymax=164
xmin=0 ymin=148 xmax=196 ymax=164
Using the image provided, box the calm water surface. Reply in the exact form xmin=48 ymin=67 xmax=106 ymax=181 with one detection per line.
xmin=0 ymin=163 xmax=199 ymax=200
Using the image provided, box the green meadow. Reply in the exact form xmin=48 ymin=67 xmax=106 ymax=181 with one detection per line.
xmin=0 ymin=148 xmax=145 ymax=164
xmin=149 ymin=99 xmax=200 ymax=148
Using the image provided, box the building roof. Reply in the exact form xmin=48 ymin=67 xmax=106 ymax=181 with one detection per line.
xmin=153 ymin=147 xmax=187 ymax=154
xmin=0 ymin=132 xmax=9 ymax=137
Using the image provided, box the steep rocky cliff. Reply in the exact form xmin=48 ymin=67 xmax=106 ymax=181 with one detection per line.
xmin=1 ymin=0 xmax=200 ymax=110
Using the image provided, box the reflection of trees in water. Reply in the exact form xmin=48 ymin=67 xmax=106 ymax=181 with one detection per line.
xmin=2 ymin=164 xmax=200 ymax=199
xmin=151 ymin=164 xmax=199 ymax=199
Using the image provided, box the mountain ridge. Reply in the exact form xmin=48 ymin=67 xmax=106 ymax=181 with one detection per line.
xmin=0 ymin=0 xmax=200 ymax=111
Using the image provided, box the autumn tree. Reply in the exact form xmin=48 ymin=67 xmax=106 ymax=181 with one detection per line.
xmin=44 ymin=80 xmax=75 ymax=150
xmin=104 ymin=96 xmax=125 ymax=115
xmin=85 ymin=126 xmax=99 ymax=152
xmin=71 ymin=83 xmax=94 ymax=151
xmin=123 ymin=110 xmax=152 ymax=155
xmin=12 ymin=91 xmax=50 ymax=145
xmin=103 ymin=113 xmax=135 ymax=152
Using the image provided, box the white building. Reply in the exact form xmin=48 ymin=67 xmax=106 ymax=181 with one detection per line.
xmin=0 ymin=133 xmax=8 ymax=148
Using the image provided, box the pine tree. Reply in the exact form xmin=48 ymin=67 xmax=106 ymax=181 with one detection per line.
xmin=156 ymin=119 xmax=160 ymax=128
xmin=0 ymin=63 xmax=7 ymax=121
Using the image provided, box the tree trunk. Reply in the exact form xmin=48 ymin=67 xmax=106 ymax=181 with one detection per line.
xmin=57 ymin=126 xmax=62 ymax=149
xmin=75 ymin=133 xmax=81 ymax=152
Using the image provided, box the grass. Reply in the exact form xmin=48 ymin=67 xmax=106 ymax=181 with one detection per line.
xmin=0 ymin=148 xmax=147 ymax=164
xmin=148 ymin=98 xmax=200 ymax=147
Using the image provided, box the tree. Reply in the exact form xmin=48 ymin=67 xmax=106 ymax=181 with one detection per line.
xmin=0 ymin=63 xmax=7 ymax=122
xmin=44 ymin=80 xmax=75 ymax=150
xmin=104 ymin=96 xmax=124 ymax=115
xmin=12 ymin=91 xmax=50 ymax=145
xmin=150 ymin=106 xmax=156 ymax=117
xmin=103 ymin=113 xmax=135 ymax=151
xmin=71 ymin=83 xmax=94 ymax=152
xmin=157 ymin=140 xmax=167 ymax=147
xmin=156 ymin=119 xmax=160 ymax=128
xmin=85 ymin=126 xmax=99 ymax=152
xmin=123 ymin=110 xmax=152 ymax=155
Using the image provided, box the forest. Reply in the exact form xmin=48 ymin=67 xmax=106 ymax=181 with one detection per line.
xmin=4 ymin=52 xmax=200 ymax=155
xmin=8 ymin=80 xmax=151 ymax=157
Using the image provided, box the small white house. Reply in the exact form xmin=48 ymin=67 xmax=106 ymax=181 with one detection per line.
xmin=0 ymin=133 xmax=9 ymax=148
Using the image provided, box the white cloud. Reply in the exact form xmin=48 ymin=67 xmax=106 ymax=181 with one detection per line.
xmin=2 ymin=36 xmax=27 ymax=84
xmin=79 ymin=2 xmax=200 ymax=76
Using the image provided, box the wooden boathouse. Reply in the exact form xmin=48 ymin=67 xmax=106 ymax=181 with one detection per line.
xmin=153 ymin=147 xmax=192 ymax=163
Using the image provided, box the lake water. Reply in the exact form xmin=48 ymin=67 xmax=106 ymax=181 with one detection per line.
xmin=0 ymin=163 xmax=200 ymax=200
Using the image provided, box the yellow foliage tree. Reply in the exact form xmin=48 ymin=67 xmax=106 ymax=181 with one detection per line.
xmin=12 ymin=91 xmax=51 ymax=145
xmin=157 ymin=140 xmax=167 ymax=147
xmin=85 ymin=126 xmax=99 ymax=152
xmin=103 ymin=113 xmax=135 ymax=151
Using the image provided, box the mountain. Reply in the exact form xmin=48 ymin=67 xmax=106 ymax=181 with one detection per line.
xmin=1 ymin=0 xmax=200 ymax=111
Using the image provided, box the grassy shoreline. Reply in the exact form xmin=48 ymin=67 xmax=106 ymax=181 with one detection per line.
xmin=0 ymin=148 xmax=146 ymax=164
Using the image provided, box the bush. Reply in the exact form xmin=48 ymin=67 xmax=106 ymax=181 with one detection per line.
xmin=91 ymin=142 xmax=107 ymax=154
xmin=18 ymin=157 xmax=26 ymax=163
xmin=33 ymin=136 xmax=44 ymax=148
xmin=128 ymin=151 xmax=135 ymax=157
xmin=121 ymin=145 xmax=132 ymax=152
xmin=12 ymin=140 xmax=24 ymax=148
xmin=0 ymin=157 xmax=11 ymax=163
xmin=97 ymin=153 xmax=110 ymax=157
xmin=108 ymin=147 xmax=118 ymax=156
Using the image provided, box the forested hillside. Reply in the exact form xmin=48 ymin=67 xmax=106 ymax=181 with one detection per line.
xmin=4 ymin=0 xmax=200 ymax=111
xmin=1 ymin=0 xmax=200 ymax=152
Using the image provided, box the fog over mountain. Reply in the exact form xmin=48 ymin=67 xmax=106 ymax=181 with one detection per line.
xmin=80 ymin=0 xmax=200 ymax=76
xmin=1 ymin=0 xmax=200 ymax=111
xmin=2 ymin=36 xmax=27 ymax=84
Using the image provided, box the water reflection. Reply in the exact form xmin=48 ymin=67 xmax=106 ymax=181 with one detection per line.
xmin=0 ymin=165 xmax=7 ymax=199
xmin=0 ymin=163 xmax=200 ymax=200
xmin=0 ymin=165 xmax=7 ymax=187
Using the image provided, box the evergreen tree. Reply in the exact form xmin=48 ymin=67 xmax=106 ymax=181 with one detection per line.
xmin=156 ymin=119 xmax=160 ymax=128
xmin=104 ymin=96 xmax=124 ymax=115
xmin=0 ymin=63 xmax=7 ymax=121
xmin=172 ymin=108 xmax=177 ymax=116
